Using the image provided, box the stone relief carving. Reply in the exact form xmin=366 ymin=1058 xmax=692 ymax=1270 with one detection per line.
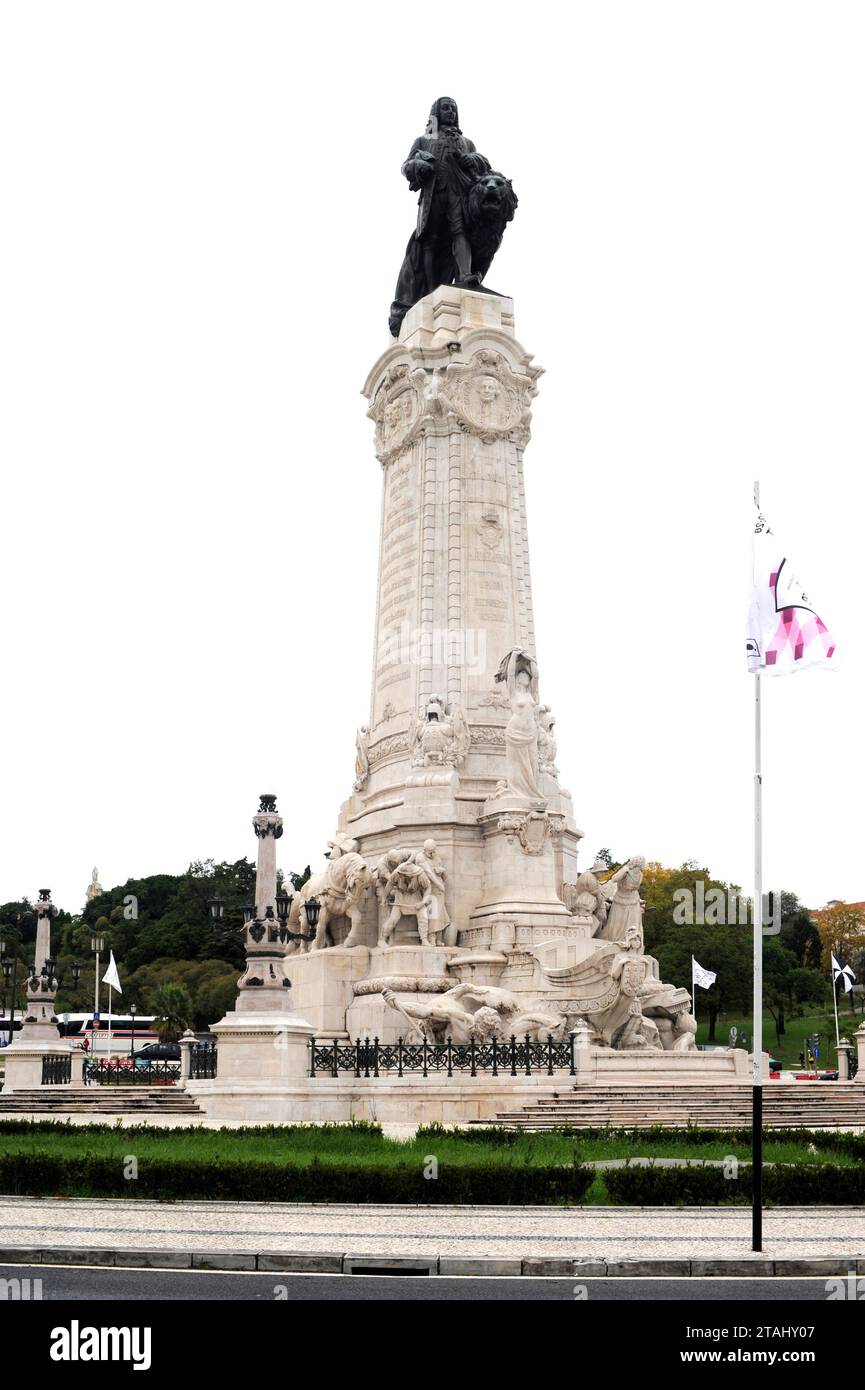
xmin=494 ymin=809 xmax=565 ymax=855
xmin=477 ymin=688 xmax=511 ymax=709
xmin=410 ymin=694 xmax=469 ymax=769
xmin=537 ymin=705 xmax=559 ymax=778
xmin=368 ymin=732 xmax=410 ymax=766
xmin=382 ymin=982 xmax=566 ymax=1043
xmin=368 ymin=363 xmax=429 ymax=464
xmin=438 ymin=349 xmax=536 ymax=443
xmin=354 ymin=725 xmax=370 ymax=791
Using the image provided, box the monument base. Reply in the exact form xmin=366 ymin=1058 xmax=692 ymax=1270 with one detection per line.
xmin=2 ymin=1029 xmax=71 ymax=1093
xmin=209 ymin=1010 xmax=314 ymax=1083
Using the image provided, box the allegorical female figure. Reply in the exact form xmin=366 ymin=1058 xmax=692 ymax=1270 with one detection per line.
xmin=600 ymin=856 xmax=647 ymax=944
xmin=495 ymin=647 xmax=544 ymax=802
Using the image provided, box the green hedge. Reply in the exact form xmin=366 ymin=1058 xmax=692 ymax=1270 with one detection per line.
xmin=603 ymin=1162 xmax=865 ymax=1206
xmin=0 ymin=1153 xmax=593 ymax=1205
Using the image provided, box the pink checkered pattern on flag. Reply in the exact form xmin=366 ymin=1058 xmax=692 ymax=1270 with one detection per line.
xmin=746 ymin=509 xmax=837 ymax=675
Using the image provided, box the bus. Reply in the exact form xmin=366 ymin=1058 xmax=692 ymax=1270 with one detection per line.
xmin=57 ymin=1012 xmax=160 ymax=1058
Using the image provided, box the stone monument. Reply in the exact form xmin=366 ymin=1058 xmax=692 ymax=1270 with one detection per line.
xmin=192 ymin=99 xmax=742 ymax=1123
xmin=2 ymin=889 xmax=71 ymax=1092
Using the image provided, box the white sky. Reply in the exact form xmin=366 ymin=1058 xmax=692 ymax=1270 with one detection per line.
xmin=1 ymin=1 xmax=862 ymax=915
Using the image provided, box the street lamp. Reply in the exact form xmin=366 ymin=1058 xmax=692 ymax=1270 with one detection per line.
xmin=275 ymin=894 xmax=319 ymax=946
xmin=208 ymin=898 xmax=225 ymax=925
xmin=129 ymin=1003 xmax=137 ymax=1058
xmin=90 ymin=933 xmax=105 ymax=1017
xmin=0 ymin=938 xmax=24 ymax=1044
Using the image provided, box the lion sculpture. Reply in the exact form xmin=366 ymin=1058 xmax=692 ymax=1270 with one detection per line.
xmin=389 ymin=169 xmax=519 ymax=337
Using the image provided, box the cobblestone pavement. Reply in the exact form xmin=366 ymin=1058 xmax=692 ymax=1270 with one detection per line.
xmin=0 ymin=1198 xmax=863 ymax=1261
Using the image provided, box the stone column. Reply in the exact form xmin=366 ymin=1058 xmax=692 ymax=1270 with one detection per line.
xmin=204 ymin=794 xmax=314 ymax=1086
xmin=338 ymin=286 xmax=582 ymax=948
xmin=853 ymin=1025 xmax=865 ymax=1083
xmin=236 ymin=794 xmax=293 ymax=1013
xmin=254 ymin=794 xmax=280 ymax=918
xmin=3 ymin=888 xmax=71 ymax=1093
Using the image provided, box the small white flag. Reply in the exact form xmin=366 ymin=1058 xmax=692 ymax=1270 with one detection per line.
xmin=692 ymin=957 xmax=717 ymax=990
xmin=831 ymin=953 xmax=855 ymax=994
xmin=746 ymin=507 xmax=837 ymax=675
xmin=101 ymin=951 xmax=122 ymax=994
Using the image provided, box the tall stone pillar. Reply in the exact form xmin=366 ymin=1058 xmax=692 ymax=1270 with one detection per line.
xmin=209 ymin=795 xmax=313 ymax=1082
xmin=338 ymin=286 xmax=582 ymax=946
xmin=253 ymin=793 xmax=280 ymax=919
xmin=3 ymin=888 xmax=70 ymax=1093
xmin=236 ymin=794 xmax=291 ymax=1012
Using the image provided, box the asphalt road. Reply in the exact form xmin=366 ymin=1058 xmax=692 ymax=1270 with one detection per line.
xmin=0 ymin=1264 xmax=837 ymax=1301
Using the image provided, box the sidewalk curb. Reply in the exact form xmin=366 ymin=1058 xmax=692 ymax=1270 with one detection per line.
xmin=0 ymin=1247 xmax=859 ymax=1278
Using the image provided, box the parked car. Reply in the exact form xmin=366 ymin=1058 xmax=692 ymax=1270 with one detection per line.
xmin=132 ymin=1042 xmax=181 ymax=1069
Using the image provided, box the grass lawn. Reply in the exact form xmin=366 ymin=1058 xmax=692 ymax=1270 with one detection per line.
xmin=696 ymin=1005 xmax=862 ymax=1068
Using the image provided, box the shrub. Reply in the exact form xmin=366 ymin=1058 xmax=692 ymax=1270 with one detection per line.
xmin=0 ymin=1153 xmax=593 ymax=1205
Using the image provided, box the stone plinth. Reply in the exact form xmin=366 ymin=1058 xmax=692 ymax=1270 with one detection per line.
xmin=209 ymin=1012 xmax=314 ymax=1083
xmin=287 ymin=947 xmax=371 ymax=1038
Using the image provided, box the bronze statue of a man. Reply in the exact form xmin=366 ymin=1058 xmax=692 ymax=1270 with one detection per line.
xmin=388 ymin=97 xmax=516 ymax=338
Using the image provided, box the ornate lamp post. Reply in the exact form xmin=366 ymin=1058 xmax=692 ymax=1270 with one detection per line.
xmin=129 ymin=1003 xmax=137 ymax=1058
xmin=25 ymin=891 xmax=61 ymax=1029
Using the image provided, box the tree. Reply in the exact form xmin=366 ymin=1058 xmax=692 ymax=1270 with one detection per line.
xmin=147 ymin=982 xmax=193 ymax=1042
xmin=780 ymin=908 xmax=823 ymax=969
xmin=813 ymin=902 xmax=865 ymax=973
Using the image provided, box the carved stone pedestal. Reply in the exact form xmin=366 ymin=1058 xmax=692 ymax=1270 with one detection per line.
xmin=346 ymin=944 xmax=458 ymax=1042
xmin=467 ymin=794 xmax=576 ymax=941
xmin=209 ymin=1013 xmax=314 ymax=1083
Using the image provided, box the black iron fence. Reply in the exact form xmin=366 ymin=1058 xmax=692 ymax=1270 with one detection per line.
xmin=84 ymin=1058 xmax=180 ymax=1086
xmin=309 ymin=1033 xmax=576 ymax=1079
xmin=41 ymin=1053 xmax=72 ymax=1085
xmin=190 ymin=1042 xmax=218 ymax=1080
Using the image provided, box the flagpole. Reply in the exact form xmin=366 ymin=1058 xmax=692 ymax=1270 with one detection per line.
xmin=691 ymin=958 xmax=697 ymax=1031
xmin=108 ymin=983 xmax=113 ymax=1062
xmin=752 ymin=479 xmax=764 ymax=1252
xmin=832 ymin=967 xmax=841 ymax=1054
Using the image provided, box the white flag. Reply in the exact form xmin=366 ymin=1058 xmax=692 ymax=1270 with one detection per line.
xmin=692 ymin=957 xmax=717 ymax=990
xmin=102 ymin=951 xmax=122 ymax=994
xmin=746 ymin=507 xmax=837 ymax=675
xmin=831 ymin=953 xmax=855 ymax=994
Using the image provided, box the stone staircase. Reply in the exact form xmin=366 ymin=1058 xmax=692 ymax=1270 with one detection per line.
xmin=0 ymin=1086 xmax=203 ymax=1117
xmin=473 ymin=1083 xmax=865 ymax=1130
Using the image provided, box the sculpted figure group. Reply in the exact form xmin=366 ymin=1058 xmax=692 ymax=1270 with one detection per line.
xmin=389 ymin=96 xmax=518 ymax=337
